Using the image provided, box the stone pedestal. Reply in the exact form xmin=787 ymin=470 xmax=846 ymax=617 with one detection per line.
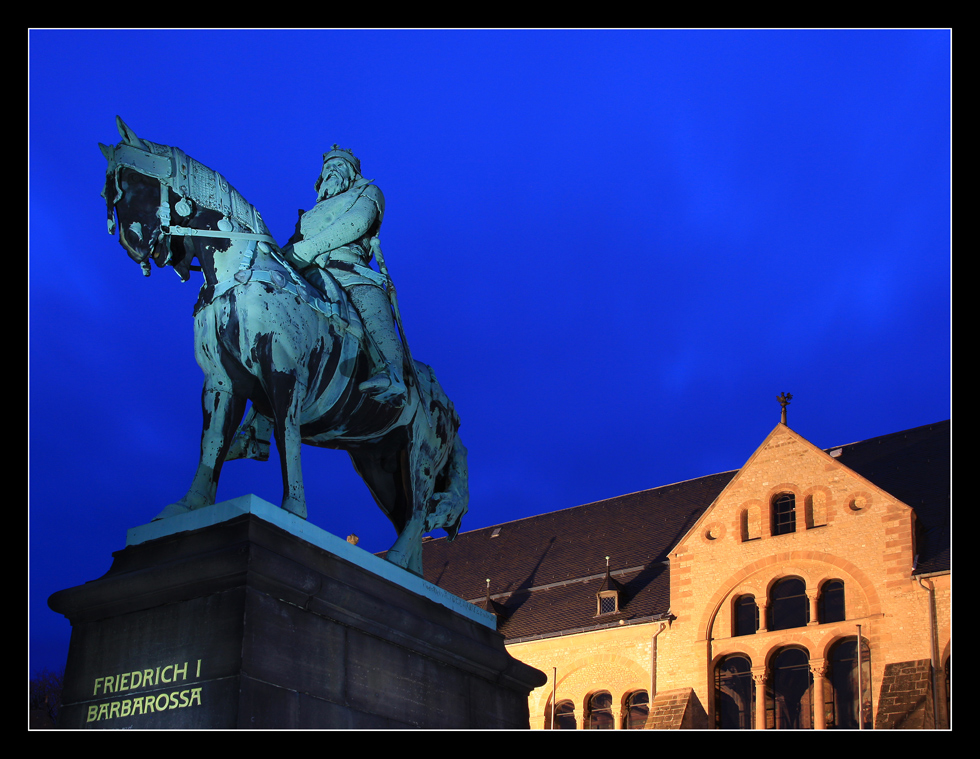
xmin=48 ymin=495 xmax=546 ymax=729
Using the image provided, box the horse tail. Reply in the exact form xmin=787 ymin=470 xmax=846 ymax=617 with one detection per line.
xmin=414 ymin=364 xmax=468 ymax=539
xmin=425 ymin=435 xmax=469 ymax=541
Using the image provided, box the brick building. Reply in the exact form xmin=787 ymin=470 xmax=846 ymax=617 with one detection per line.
xmin=417 ymin=419 xmax=950 ymax=729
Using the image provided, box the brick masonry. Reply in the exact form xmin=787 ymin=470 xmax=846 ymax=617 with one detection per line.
xmin=645 ymin=688 xmax=707 ymax=729
xmin=875 ymin=660 xmax=935 ymax=729
xmin=503 ymin=423 xmax=949 ymax=729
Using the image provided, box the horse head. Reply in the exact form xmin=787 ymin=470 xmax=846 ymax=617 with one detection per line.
xmin=101 ymin=116 xmax=272 ymax=284
xmin=100 ymin=116 xmax=199 ymax=280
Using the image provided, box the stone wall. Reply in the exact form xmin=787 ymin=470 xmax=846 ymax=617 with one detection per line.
xmin=875 ymin=659 xmax=935 ymax=729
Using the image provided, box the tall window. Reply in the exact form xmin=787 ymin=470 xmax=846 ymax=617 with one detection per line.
xmin=622 ymin=690 xmax=649 ymax=729
xmin=827 ymin=637 xmax=872 ymax=729
xmin=734 ymin=595 xmax=759 ymax=637
xmin=715 ymin=655 xmax=754 ymax=729
xmin=767 ymin=647 xmax=813 ymax=729
xmin=818 ymin=580 xmax=846 ymax=623
xmin=586 ymin=691 xmax=614 ymax=729
xmin=772 ymin=492 xmax=796 ymax=535
xmin=768 ymin=577 xmax=809 ymax=631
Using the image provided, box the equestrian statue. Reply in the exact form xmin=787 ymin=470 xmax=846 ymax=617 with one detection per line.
xmin=99 ymin=116 xmax=468 ymax=576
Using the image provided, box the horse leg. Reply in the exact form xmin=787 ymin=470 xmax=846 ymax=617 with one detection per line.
xmin=266 ymin=374 xmax=308 ymax=520
xmin=386 ymin=510 xmax=425 ymax=576
xmin=385 ymin=435 xmax=439 ymax=576
xmin=155 ymin=384 xmax=247 ymax=520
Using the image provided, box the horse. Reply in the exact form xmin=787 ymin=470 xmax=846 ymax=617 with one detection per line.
xmin=99 ymin=116 xmax=468 ymax=576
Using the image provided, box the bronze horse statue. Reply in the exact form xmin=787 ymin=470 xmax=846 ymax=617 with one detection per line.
xmin=99 ymin=117 xmax=468 ymax=575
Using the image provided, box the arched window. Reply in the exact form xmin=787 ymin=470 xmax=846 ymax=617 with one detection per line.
xmin=827 ymin=637 xmax=871 ymax=729
xmin=767 ymin=647 xmax=813 ymax=729
xmin=818 ymin=579 xmax=846 ymax=623
xmin=772 ymin=492 xmax=796 ymax=535
xmin=551 ymin=699 xmax=576 ymax=729
xmin=622 ymin=690 xmax=649 ymax=729
xmin=768 ymin=577 xmax=809 ymax=631
xmin=733 ymin=594 xmax=759 ymax=637
xmin=715 ymin=655 xmax=754 ymax=729
xmin=586 ymin=691 xmax=614 ymax=729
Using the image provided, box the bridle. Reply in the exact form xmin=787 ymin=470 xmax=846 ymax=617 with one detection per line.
xmin=102 ymin=135 xmax=277 ymax=278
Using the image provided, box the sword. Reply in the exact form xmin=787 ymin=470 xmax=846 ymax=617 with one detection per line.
xmin=370 ymin=237 xmax=432 ymax=428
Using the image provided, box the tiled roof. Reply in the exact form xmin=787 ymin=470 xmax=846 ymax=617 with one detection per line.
xmin=416 ymin=471 xmax=736 ymax=640
xmin=822 ymin=420 xmax=950 ymax=575
xmin=404 ymin=420 xmax=950 ymax=640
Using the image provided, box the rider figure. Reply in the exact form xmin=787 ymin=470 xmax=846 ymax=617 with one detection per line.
xmin=280 ymin=146 xmax=408 ymax=408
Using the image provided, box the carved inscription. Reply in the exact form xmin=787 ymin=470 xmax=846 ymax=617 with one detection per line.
xmin=86 ymin=659 xmax=204 ymax=723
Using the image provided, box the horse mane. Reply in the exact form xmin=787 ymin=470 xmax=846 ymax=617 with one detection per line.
xmin=136 ymin=137 xmax=272 ymax=239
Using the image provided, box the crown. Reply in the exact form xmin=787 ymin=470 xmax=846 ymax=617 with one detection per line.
xmin=322 ymin=144 xmax=361 ymax=175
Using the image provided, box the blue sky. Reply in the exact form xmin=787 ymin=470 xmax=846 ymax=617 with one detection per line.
xmin=29 ymin=29 xmax=950 ymax=674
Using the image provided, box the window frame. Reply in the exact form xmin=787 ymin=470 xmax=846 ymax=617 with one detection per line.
xmin=733 ymin=594 xmax=760 ymax=637
xmin=551 ymin=699 xmax=576 ymax=730
xmin=826 ymin=637 xmax=872 ymax=729
xmin=596 ymin=590 xmax=620 ymax=616
xmin=818 ymin=579 xmax=846 ymax=624
xmin=772 ymin=492 xmax=797 ymax=536
xmin=766 ymin=645 xmax=814 ymax=729
xmin=585 ymin=690 xmax=615 ymax=730
xmin=622 ymin=690 xmax=649 ymax=730
xmin=767 ymin=576 xmax=810 ymax=631
xmin=714 ymin=654 xmax=754 ymax=729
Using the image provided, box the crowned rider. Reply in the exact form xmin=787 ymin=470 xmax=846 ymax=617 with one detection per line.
xmin=280 ymin=145 xmax=407 ymax=408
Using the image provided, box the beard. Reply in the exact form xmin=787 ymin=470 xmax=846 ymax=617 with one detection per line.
xmin=318 ymin=171 xmax=350 ymax=200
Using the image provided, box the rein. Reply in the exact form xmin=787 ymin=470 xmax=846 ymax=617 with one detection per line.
xmin=168 ymin=225 xmax=277 ymax=244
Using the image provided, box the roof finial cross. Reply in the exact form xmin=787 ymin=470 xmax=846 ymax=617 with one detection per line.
xmin=778 ymin=392 xmax=793 ymax=425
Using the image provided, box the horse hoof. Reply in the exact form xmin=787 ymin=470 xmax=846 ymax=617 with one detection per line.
xmin=384 ymin=547 xmax=423 ymax=577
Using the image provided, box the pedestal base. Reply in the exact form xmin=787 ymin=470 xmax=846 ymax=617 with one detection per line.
xmin=48 ymin=496 xmax=546 ymax=729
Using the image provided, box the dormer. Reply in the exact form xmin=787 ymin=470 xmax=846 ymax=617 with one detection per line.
xmin=596 ymin=557 xmax=624 ymax=616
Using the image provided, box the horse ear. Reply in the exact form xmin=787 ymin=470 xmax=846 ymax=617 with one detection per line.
xmin=99 ymin=142 xmax=114 ymax=161
xmin=116 ymin=116 xmax=145 ymax=148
